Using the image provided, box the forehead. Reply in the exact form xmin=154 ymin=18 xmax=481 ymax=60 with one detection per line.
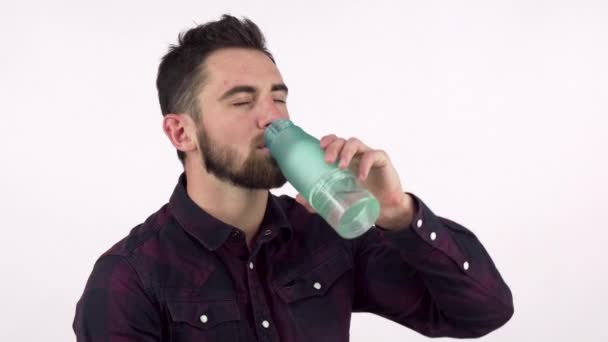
xmin=203 ymin=48 xmax=283 ymax=93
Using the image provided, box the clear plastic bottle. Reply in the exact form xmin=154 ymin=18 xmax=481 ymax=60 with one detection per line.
xmin=264 ymin=119 xmax=380 ymax=239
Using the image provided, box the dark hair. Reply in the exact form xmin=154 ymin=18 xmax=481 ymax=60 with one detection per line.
xmin=156 ymin=14 xmax=275 ymax=166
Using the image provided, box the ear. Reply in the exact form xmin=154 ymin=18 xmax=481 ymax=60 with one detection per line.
xmin=162 ymin=114 xmax=197 ymax=154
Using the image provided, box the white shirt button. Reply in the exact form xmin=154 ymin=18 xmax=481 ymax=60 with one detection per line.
xmin=313 ymin=282 xmax=322 ymax=290
xmin=262 ymin=320 xmax=270 ymax=328
xmin=200 ymin=314 xmax=208 ymax=324
xmin=416 ymin=219 xmax=423 ymax=228
xmin=463 ymin=261 xmax=470 ymax=270
xmin=430 ymin=232 xmax=437 ymax=241
xmin=249 ymin=262 xmax=254 ymax=270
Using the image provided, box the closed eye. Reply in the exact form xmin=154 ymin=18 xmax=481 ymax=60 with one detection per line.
xmin=233 ymin=99 xmax=285 ymax=107
xmin=233 ymin=102 xmax=251 ymax=106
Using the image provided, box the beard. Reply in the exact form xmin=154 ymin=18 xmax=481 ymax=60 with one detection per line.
xmin=196 ymin=124 xmax=287 ymax=190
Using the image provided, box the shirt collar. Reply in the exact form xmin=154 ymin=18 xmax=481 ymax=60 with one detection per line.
xmin=168 ymin=172 xmax=293 ymax=251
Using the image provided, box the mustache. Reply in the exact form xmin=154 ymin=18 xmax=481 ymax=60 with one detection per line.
xmin=254 ymin=136 xmax=266 ymax=148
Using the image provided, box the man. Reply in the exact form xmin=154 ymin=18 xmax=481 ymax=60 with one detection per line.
xmin=74 ymin=15 xmax=513 ymax=341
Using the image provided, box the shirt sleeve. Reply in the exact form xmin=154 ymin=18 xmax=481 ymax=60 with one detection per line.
xmin=73 ymin=254 xmax=162 ymax=341
xmin=350 ymin=192 xmax=514 ymax=338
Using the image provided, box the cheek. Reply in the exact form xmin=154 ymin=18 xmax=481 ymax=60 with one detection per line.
xmin=200 ymin=111 xmax=252 ymax=149
xmin=222 ymin=125 xmax=249 ymax=148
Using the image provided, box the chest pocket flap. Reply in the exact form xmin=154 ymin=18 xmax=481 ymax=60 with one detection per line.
xmin=273 ymin=249 xmax=353 ymax=303
xmin=166 ymin=300 xmax=240 ymax=330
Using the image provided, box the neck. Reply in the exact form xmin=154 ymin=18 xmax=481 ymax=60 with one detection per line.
xmin=184 ymin=165 xmax=269 ymax=248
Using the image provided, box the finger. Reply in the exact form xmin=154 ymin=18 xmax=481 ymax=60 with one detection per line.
xmin=358 ymin=150 xmax=388 ymax=180
xmin=325 ymin=138 xmax=346 ymax=164
xmin=320 ymin=134 xmax=337 ymax=148
xmin=295 ymin=193 xmax=316 ymax=213
xmin=338 ymin=137 xmax=372 ymax=169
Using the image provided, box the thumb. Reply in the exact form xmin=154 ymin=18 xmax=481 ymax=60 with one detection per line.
xmin=295 ymin=193 xmax=316 ymax=213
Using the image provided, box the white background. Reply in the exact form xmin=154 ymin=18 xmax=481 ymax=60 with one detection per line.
xmin=1 ymin=0 xmax=606 ymax=341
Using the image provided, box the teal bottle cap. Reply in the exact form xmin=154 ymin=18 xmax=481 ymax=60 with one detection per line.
xmin=264 ymin=118 xmax=293 ymax=149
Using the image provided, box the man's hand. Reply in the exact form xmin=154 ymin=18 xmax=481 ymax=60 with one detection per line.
xmin=294 ymin=134 xmax=416 ymax=230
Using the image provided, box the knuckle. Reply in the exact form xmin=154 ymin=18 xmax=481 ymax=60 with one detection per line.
xmin=331 ymin=139 xmax=345 ymax=150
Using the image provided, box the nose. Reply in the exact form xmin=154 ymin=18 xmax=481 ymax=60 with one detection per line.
xmin=258 ymin=101 xmax=288 ymax=129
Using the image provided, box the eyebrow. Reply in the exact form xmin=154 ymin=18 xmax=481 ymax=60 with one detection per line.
xmin=218 ymin=83 xmax=289 ymax=101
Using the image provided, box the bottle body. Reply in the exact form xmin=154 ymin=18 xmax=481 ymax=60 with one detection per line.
xmin=264 ymin=119 xmax=380 ymax=239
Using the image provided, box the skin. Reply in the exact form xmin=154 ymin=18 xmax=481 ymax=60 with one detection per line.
xmin=162 ymin=48 xmax=415 ymax=248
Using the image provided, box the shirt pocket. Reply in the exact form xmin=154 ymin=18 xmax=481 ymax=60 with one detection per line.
xmin=273 ymin=248 xmax=353 ymax=304
xmin=166 ymin=300 xmax=241 ymax=341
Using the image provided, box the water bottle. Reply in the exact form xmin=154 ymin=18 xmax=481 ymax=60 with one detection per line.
xmin=264 ymin=119 xmax=380 ymax=239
